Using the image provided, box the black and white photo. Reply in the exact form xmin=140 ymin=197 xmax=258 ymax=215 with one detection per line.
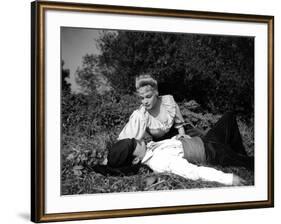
xmin=61 ymin=28 xmax=255 ymax=195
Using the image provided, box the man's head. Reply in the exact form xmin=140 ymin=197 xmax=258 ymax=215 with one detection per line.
xmin=132 ymin=140 xmax=146 ymax=164
xmin=107 ymin=139 xmax=147 ymax=168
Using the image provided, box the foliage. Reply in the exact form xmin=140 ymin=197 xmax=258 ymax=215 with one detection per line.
xmin=62 ymin=90 xmax=139 ymax=138
xmin=61 ymin=90 xmax=254 ymax=195
xmin=61 ymin=60 xmax=71 ymax=93
xmin=97 ymin=31 xmax=254 ymax=119
xmin=61 ymin=30 xmax=255 ymax=195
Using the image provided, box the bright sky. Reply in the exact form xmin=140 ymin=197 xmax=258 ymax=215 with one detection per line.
xmin=61 ymin=27 xmax=101 ymax=92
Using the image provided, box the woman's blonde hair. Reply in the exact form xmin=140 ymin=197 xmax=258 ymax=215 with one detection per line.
xmin=135 ymin=74 xmax=158 ymax=91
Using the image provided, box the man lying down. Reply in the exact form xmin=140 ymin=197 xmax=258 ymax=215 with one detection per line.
xmin=94 ymin=113 xmax=254 ymax=186
xmin=94 ymin=112 xmax=254 ymax=185
xmin=103 ymin=137 xmax=244 ymax=186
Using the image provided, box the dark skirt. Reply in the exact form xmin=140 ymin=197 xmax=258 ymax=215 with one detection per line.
xmin=202 ymin=112 xmax=254 ymax=170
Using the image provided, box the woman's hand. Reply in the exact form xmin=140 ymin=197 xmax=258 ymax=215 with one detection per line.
xmin=176 ymin=126 xmax=191 ymax=140
xmin=176 ymin=126 xmax=191 ymax=139
xmin=176 ymin=134 xmax=192 ymax=140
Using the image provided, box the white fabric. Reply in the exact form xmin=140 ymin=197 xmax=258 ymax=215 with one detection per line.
xmin=118 ymin=106 xmax=148 ymax=140
xmin=142 ymin=139 xmax=234 ymax=185
xmin=118 ymin=95 xmax=184 ymax=140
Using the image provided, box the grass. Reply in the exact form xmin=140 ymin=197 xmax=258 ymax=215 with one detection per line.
xmin=61 ymin=103 xmax=254 ymax=195
xmin=61 ymin=165 xmax=254 ymax=195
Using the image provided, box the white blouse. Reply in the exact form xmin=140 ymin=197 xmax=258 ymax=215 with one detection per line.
xmin=142 ymin=138 xmax=234 ymax=185
xmin=118 ymin=95 xmax=185 ymax=140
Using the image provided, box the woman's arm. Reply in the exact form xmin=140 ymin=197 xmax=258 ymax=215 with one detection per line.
xmin=174 ymin=101 xmax=193 ymax=139
xmin=118 ymin=108 xmax=148 ymax=141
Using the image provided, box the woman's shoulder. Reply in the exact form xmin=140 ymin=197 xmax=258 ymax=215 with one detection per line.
xmin=160 ymin=95 xmax=176 ymax=105
xmin=159 ymin=95 xmax=177 ymax=124
xmin=129 ymin=105 xmax=148 ymax=120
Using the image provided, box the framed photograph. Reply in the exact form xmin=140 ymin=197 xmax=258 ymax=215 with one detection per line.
xmin=31 ymin=1 xmax=274 ymax=222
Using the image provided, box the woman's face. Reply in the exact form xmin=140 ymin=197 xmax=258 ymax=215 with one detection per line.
xmin=138 ymin=85 xmax=158 ymax=111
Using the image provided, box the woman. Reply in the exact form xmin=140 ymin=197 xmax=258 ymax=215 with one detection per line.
xmin=118 ymin=74 xmax=189 ymax=141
